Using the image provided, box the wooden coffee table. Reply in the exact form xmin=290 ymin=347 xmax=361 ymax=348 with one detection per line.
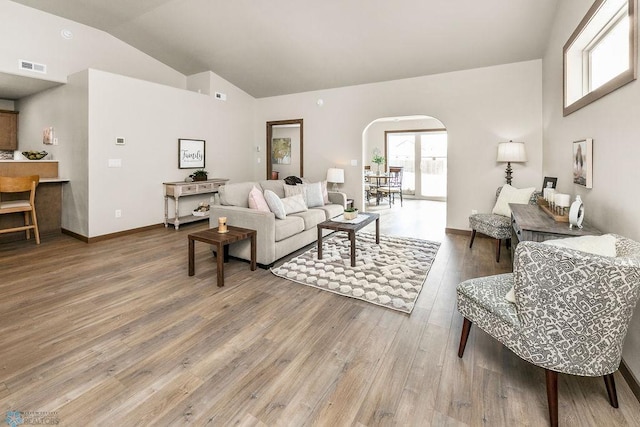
xmin=188 ymin=225 xmax=257 ymax=287
xmin=317 ymin=212 xmax=380 ymax=267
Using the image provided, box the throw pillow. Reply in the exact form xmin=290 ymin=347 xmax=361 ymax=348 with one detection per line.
xmin=320 ymin=180 xmax=330 ymax=204
xmin=492 ymin=184 xmax=536 ymax=217
xmin=281 ymin=194 xmax=308 ymax=214
xmin=284 ymin=183 xmax=305 ymax=198
xmin=542 ymin=234 xmax=617 ymax=257
xmin=264 ymin=189 xmax=287 ymax=219
xmin=302 ymin=182 xmax=324 ymax=208
xmin=248 ymin=186 xmax=270 ymax=212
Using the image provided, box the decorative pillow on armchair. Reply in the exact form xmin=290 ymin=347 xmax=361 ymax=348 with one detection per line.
xmin=492 ymin=184 xmax=536 ymax=217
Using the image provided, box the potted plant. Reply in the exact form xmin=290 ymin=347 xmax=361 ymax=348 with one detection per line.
xmin=344 ymin=207 xmax=358 ymax=220
xmin=371 ymin=154 xmax=385 ymax=174
xmin=190 ymin=169 xmax=208 ymax=181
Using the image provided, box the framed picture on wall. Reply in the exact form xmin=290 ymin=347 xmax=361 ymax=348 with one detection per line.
xmin=178 ymin=138 xmax=205 ymax=169
xmin=573 ymin=138 xmax=593 ymax=188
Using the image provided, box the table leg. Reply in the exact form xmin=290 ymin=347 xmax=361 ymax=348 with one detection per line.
xmin=216 ymin=242 xmax=224 ymax=287
xmin=164 ymin=195 xmax=169 ymax=227
xmin=375 ymin=217 xmax=380 ymax=244
xmin=174 ymin=195 xmax=181 ymax=230
xmin=250 ymin=232 xmax=257 ymax=271
xmin=188 ymin=237 xmax=195 ymax=276
xmin=317 ymin=226 xmax=323 ymax=260
xmin=350 ymin=231 xmax=356 ymax=267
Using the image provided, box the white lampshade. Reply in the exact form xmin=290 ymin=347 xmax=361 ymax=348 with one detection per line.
xmin=326 ymin=168 xmax=345 ymax=184
xmin=496 ymin=141 xmax=527 ymax=163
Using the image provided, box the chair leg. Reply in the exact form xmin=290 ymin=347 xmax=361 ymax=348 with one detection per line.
xmin=469 ymin=230 xmax=477 ymax=248
xmin=399 ymin=190 xmax=403 ymax=207
xmin=545 ymin=369 xmax=559 ymax=427
xmin=495 ymin=239 xmax=501 ymax=262
xmin=604 ymin=373 xmax=619 ymax=408
xmin=458 ymin=318 xmax=472 ymax=357
xmin=24 ymin=211 xmax=31 ymax=240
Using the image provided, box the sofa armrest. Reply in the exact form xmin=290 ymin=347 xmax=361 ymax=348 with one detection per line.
xmin=328 ymin=191 xmax=347 ymax=208
xmin=210 ymin=205 xmax=277 ymax=263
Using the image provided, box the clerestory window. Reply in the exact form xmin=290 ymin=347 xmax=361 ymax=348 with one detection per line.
xmin=563 ymin=0 xmax=636 ymax=116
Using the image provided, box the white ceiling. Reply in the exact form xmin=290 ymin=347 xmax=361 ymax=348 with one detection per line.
xmin=9 ymin=0 xmax=559 ymax=98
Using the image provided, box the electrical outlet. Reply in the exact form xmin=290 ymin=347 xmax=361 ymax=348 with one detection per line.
xmin=115 ymin=209 xmax=122 ymax=218
xmin=471 ymin=209 xmax=478 ymax=215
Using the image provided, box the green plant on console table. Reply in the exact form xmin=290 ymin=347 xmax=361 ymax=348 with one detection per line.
xmin=190 ymin=169 xmax=208 ymax=181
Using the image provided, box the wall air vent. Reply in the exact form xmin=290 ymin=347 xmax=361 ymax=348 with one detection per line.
xmin=19 ymin=59 xmax=47 ymax=74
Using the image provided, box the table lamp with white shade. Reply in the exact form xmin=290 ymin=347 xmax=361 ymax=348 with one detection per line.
xmin=326 ymin=168 xmax=344 ymax=191
xmin=497 ymin=141 xmax=527 ymax=185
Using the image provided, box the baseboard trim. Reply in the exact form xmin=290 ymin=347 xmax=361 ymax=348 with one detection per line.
xmin=445 ymin=228 xmax=471 ymax=236
xmin=62 ymin=224 xmax=165 ymax=243
xmin=620 ymin=359 xmax=640 ymax=403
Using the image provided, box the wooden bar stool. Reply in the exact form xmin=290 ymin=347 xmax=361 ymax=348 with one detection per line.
xmin=0 ymin=175 xmax=40 ymax=244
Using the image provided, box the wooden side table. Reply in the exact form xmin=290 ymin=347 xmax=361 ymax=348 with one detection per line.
xmin=510 ymin=204 xmax=601 ymax=261
xmin=188 ymin=226 xmax=257 ymax=287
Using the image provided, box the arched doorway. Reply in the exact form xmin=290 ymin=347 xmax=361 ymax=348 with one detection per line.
xmin=361 ymin=115 xmax=447 ymax=237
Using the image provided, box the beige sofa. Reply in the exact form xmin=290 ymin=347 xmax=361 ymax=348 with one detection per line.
xmin=210 ymin=179 xmax=346 ymax=267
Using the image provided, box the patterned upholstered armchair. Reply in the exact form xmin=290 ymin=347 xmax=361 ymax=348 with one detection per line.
xmin=468 ymin=186 xmax=539 ymax=262
xmin=456 ymin=235 xmax=640 ymax=426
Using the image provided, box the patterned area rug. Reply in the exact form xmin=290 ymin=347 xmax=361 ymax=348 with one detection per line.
xmin=271 ymin=232 xmax=440 ymax=314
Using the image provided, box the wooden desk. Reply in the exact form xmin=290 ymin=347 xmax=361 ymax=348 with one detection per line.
xmin=510 ymin=204 xmax=601 ymax=259
xmin=188 ymin=226 xmax=257 ymax=287
xmin=163 ymin=178 xmax=228 ymax=229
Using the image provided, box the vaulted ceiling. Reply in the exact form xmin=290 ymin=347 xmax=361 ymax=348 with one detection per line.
xmin=10 ymin=0 xmax=558 ymax=98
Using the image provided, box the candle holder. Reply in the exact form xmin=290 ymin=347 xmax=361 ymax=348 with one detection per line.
xmin=218 ymin=217 xmax=228 ymax=233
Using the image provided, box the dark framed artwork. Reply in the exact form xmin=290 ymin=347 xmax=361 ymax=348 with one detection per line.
xmin=542 ymin=176 xmax=557 ymax=190
xmin=573 ymin=138 xmax=593 ymax=188
xmin=178 ymin=138 xmax=205 ymax=169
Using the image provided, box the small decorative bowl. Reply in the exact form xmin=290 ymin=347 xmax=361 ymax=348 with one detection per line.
xmin=22 ymin=150 xmax=48 ymax=160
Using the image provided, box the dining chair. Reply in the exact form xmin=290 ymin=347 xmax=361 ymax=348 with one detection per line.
xmin=377 ymin=166 xmax=403 ymax=207
xmin=0 ymin=175 xmax=40 ymax=244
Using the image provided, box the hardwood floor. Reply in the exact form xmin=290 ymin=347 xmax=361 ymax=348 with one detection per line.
xmin=1 ymin=199 xmax=639 ymax=426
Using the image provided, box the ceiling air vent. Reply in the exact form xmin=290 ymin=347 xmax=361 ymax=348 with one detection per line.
xmin=19 ymin=59 xmax=47 ymax=74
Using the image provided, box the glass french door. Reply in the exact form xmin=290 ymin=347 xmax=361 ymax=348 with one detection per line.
xmin=386 ymin=130 xmax=447 ymax=200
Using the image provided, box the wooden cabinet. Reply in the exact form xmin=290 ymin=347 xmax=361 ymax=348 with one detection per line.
xmin=163 ymin=178 xmax=229 ymax=229
xmin=0 ymin=110 xmax=18 ymax=150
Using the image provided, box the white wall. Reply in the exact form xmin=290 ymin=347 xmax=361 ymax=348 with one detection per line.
xmin=17 ymin=68 xmax=254 ymax=238
xmin=17 ymin=71 xmax=90 ymax=235
xmin=0 ymin=99 xmax=15 ymax=110
xmin=542 ymin=0 xmax=640 ymax=382
xmin=0 ymin=0 xmax=185 ymax=89
xmin=255 ymin=60 xmax=544 ymax=231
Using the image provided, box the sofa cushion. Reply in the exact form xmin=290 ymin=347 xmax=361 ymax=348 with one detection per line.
xmin=314 ymin=203 xmax=344 ymax=220
xmin=248 ymin=186 xmax=270 ymax=212
xmin=264 ymin=189 xmax=287 ymax=219
xmin=275 ymin=216 xmax=305 ymax=241
xmin=289 ymin=208 xmax=326 ymax=230
xmin=281 ymin=194 xmax=308 ymax=214
xmin=219 ymin=182 xmax=257 ymax=207
xmin=259 ymin=180 xmax=286 ymax=198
